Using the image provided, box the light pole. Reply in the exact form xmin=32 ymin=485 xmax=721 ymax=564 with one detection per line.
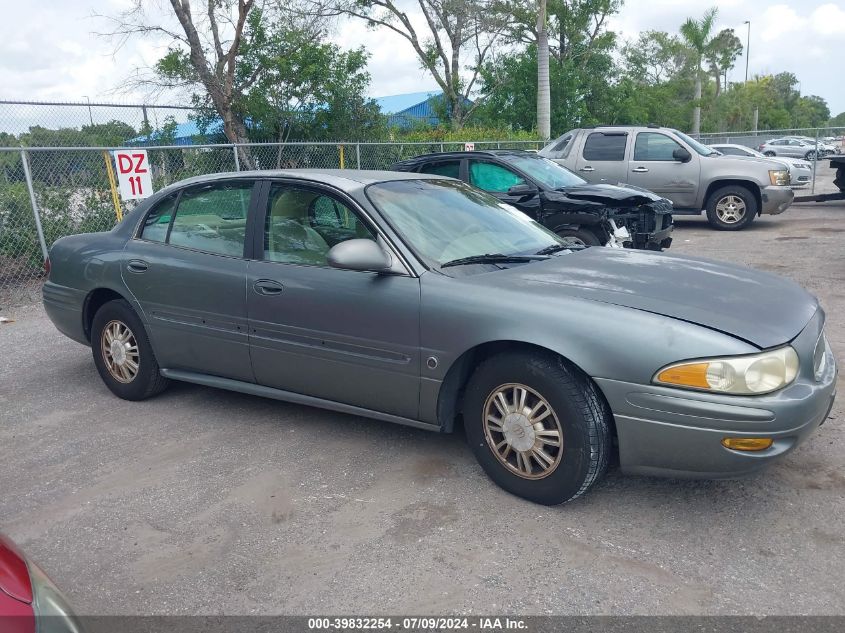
xmin=743 ymin=21 xmax=751 ymax=83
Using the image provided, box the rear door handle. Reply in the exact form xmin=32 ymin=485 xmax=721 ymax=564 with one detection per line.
xmin=253 ymin=279 xmax=284 ymax=296
xmin=127 ymin=259 xmax=148 ymax=273
xmin=579 ymin=166 xmax=594 ymax=172
xmin=631 ymin=166 xmax=649 ymax=173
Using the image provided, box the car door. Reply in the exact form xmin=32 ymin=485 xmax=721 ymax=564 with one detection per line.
xmin=628 ymin=131 xmax=700 ymax=209
xmin=573 ymin=131 xmax=629 ymax=184
xmin=122 ymin=180 xmax=256 ymax=382
xmin=246 ymin=180 xmax=421 ymax=419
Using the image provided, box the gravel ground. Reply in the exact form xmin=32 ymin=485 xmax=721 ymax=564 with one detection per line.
xmin=1 ymin=195 xmax=844 ymax=617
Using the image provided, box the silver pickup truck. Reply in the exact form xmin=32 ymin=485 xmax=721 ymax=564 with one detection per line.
xmin=539 ymin=125 xmax=795 ymax=230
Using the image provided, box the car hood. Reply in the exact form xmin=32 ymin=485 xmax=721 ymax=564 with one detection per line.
xmin=707 ymin=154 xmax=786 ymax=171
xmin=551 ymin=183 xmax=666 ymax=207
xmin=487 ymin=248 xmax=818 ymax=348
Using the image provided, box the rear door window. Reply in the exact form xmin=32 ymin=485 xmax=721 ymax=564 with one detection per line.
xmin=418 ymin=161 xmax=461 ymax=179
xmin=582 ymin=133 xmax=627 ymax=161
xmin=167 ymin=182 xmax=253 ymax=257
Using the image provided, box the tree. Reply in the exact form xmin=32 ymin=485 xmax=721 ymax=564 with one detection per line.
xmin=705 ymin=28 xmax=742 ymax=97
xmin=680 ymin=6 xmax=717 ymax=135
xmin=830 ymin=112 xmax=845 ymax=127
xmin=537 ymin=0 xmax=550 ymax=139
xmin=621 ymin=31 xmax=690 ymax=85
xmin=320 ymin=0 xmax=507 ymax=129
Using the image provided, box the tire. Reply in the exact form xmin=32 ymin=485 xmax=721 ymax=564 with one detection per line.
xmin=91 ymin=299 xmax=169 ymax=401
xmin=804 ymin=151 xmax=817 ymax=161
xmin=462 ymin=351 xmax=611 ymax=505
xmin=705 ymin=185 xmax=758 ymax=231
xmin=763 ymin=151 xmax=776 ymax=157
xmin=554 ymin=227 xmax=602 ymax=247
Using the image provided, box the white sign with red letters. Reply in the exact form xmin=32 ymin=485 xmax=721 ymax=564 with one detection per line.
xmin=464 ymin=142 xmax=475 ymax=151
xmin=114 ymin=150 xmax=154 ymax=200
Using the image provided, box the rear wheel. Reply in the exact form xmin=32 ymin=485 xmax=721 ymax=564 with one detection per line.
xmin=805 ymin=150 xmax=817 ymax=161
xmin=462 ymin=351 xmax=611 ymax=505
xmin=763 ymin=151 xmax=776 ymax=157
xmin=705 ymin=185 xmax=758 ymax=231
xmin=91 ymin=299 xmax=169 ymax=400
xmin=554 ymin=227 xmax=601 ymax=247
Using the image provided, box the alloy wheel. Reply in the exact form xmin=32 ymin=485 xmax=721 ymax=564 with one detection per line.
xmin=100 ymin=320 xmax=140 ymax=383
xmin=482 ymin=383 xmax=564 ymax=480
xmin=715 ymin=195 xmax=747 ymax=224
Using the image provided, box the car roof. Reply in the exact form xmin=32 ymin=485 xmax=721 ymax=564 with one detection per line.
xmin=157 ymin=168 xmax=447 ymax=195
xmin=393 ymin=149 xmax=536 ymax=166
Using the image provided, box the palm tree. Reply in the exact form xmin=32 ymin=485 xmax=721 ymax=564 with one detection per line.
xmin=536 ymin=0 xmax=551 ymax=140
xmin=680 ymin=7 xmax=718 ymax=135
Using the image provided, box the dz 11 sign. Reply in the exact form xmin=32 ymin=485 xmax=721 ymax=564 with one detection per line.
xmin=114 ymin=150 xmax=154 ymax=200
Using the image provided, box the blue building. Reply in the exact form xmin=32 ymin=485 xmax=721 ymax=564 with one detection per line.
xmin=127 ymin=119 xmax=226 ymax=146
xmin=374 ymin=91 xmax=472 ymax=128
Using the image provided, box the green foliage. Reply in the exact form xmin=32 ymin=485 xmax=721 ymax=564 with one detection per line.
xmin=830 ymin=112 xmax=845 ymax=127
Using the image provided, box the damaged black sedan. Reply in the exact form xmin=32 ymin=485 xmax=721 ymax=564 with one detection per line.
xmin=392 ymin=149 xmax=674 ymax=250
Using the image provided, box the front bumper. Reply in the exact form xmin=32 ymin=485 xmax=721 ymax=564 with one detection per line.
xmin=760 ymin=185 xmax=794 ymax=215
xmin=595 ymin=313 xmax=837 ymax=478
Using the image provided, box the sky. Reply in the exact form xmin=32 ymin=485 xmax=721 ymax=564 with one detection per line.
xmin=0 ymin=0 xmax=843 ymax=134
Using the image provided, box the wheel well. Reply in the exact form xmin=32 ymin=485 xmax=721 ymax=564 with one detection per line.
xmin=82 ymin=288 xmax=125 ymax=342
xmin=436 ymin=341 xmax=617 ymax=444
xmin=704 ymin=180 xmax=762 ymax=215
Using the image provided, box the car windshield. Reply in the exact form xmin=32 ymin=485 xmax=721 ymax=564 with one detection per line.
xmin=500 ymin=154 xmax=586 ymax=189
xmin=672 ymin=130 xmax=718 ymax=156
xmin=367 ymin=179 xmax=567 ymax=269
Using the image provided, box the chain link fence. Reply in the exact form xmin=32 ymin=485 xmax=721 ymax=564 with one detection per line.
xmin=0 ymin=140 xmax=543 ymax=307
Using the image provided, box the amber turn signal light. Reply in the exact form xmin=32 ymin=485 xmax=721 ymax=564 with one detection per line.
xmin=721 ymin=437 xmax=774 ymax=451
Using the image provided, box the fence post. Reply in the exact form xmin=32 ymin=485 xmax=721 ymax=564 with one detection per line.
xmin=356 ymin=143 xmax=361 ymax=169
xmin=232 ymin=144 xmax=241 ymax=172
xmin=811 ymin=128 xmax=819 ymax=194
xmin=20 ymin=148 xmax=49 ymax=262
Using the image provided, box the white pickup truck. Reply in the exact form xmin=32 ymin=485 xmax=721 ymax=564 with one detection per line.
xmin=539 ymin=125 xmax=795 ymax=230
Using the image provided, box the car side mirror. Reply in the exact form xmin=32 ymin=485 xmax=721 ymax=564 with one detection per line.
xmin=327 ymin=239 xmax=392 ymax=273
xmin=506 ymin=183 xmax=538 ymax=197
xmin=673 ymin=148 xmax=692 ymax=163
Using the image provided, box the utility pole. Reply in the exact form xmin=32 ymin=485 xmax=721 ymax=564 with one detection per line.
xmin=83 ymin=95 xmax=94 ymax=126
xmin=743 ymin=21 xmax=751 ymax=82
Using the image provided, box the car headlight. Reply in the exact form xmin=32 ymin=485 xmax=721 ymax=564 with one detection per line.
xmin=769 ymin=170 xmax=790 ymax=186
xmin=654 ymin=346 xmax=799 ymax=395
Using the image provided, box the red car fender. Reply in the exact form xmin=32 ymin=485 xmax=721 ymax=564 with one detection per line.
xmin=0 ymin=535 xmax=35 ymax=633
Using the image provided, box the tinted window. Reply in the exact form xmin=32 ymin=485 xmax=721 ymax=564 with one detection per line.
xmin=419 ymin=161 xmax=460 ymax=179
xmin=167 ymin=183 xmax=252 ymax=256
xmin=582 ymin=133 xmax=627 ymax=161
xmin=633 ymin=132 xmax=684 ymax=161
xmin=468 ymin=161 xmax=525 ymax=193
xmin=714 ymin=146 xmax=744 ymax=156
xmin=264 ymin=185 xmax=374 ymax=266
xmin=140 ymin=194 xmax=177 ymax=242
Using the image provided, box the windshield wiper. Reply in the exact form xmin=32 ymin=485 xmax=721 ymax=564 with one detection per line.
xmin=535 ymin=243 xmax=575 ymax=255
xmin=440 ymin=253 xmax=548 ymax=268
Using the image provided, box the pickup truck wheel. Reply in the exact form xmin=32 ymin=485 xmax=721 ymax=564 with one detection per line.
xmin=705 ymin=186 xmax=758 ymax=231
xmin=462 ymin=351 xmax=611 ymax=505
xmin=91 ymin=299 xmax=170 ymax=401
xmin=554 ymin=227 xmax=601 ymax=247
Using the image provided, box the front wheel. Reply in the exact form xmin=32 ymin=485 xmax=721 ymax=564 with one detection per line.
xmin=462 ymin=351 xmax=612 ymax=505
xmin=554 ymin=227 xmax=601 ymax=247
xmin=804 ymin=151 xmax=817 ymax=161
xmin=705 ymin=185 xmax=758 ymax=230
xmin=763 ymin=151 xmax=776 ymax=157
xmin=91 ymin=299 xmax=169 ymax=400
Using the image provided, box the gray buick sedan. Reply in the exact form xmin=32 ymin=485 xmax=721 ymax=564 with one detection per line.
xmin=43 ymin=170 xmax=837 ymax=505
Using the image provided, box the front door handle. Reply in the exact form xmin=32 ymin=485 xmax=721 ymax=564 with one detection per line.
xmin=631 ymin=166 xmax=649 ymax=173
xmin=579 ymin=166 xmax=595 ymax=172
xmin=127 ymin=259 xmax=149 ymax=273
xmin=253 ymin=279 xmax=284 ymax=296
